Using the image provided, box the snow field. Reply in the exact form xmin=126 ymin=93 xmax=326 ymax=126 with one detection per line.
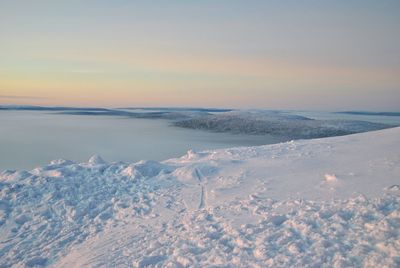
xmin=1 ymin=127 xmax=399 ymax=267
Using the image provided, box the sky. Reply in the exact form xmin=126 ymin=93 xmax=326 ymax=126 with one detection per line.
xmin=0 ymin=0 xmax=399 ymax=110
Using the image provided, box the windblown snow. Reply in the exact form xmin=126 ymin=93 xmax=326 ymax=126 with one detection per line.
xmin=1 ymin=128 xmax=399 ymax=267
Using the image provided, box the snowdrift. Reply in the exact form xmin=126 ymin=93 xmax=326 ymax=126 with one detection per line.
xmin=1 ymin=127 xmax=399 ymax=267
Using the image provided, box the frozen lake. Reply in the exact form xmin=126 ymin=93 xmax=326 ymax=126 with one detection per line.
xmin=0 ymin=111 xmax=282 ymax=171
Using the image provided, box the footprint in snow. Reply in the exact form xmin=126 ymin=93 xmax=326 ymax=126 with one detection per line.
xmin=387 ymin=185 xmax=400 ymax=191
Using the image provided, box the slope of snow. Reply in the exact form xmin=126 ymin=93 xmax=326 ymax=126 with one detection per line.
xmin=1 ymin=128 xmax=399 ymax=267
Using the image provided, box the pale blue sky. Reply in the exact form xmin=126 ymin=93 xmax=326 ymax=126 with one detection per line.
xmin=0 ymin=1 xmax=399 ymax=110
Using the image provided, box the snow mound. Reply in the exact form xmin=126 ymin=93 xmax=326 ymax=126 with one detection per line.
xmin=1 ymin=127 xmax=400 ymax=267
xmin=324 ymin=174 xmax=338 ymax=182
xmin=88 ymin=155 xmax=107 ymax=165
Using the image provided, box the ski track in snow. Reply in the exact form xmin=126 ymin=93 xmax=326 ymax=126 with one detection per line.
xmin=1 ymin=128 xmax=400 ymax=267
xmin=195 ymin=168 xmax=207 ymax=210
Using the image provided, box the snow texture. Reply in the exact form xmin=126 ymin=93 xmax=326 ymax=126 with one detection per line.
xmin=1 ymin=127 xmax=400 ymax=267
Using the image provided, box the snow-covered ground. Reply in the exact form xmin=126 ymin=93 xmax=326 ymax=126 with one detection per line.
xmin=1 ymin=127 xmax=399 ymax=267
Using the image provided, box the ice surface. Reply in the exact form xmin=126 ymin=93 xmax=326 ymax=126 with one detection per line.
xmin=1 ymin=127 xmax=399 ymax=267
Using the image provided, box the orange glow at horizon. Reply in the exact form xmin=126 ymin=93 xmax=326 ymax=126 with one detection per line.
xmin=1 ymin=1 xmax=399 ymax=110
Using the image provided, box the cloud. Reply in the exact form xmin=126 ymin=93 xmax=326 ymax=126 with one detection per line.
xmin=68 ymin=70 xmax=106 ymax=74
xmin=0 ymin=95 xmax=48 ymax=100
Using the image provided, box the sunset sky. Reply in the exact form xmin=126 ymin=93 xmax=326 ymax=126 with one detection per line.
xmin=0 ymin=1 xmax=399 ymax=110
